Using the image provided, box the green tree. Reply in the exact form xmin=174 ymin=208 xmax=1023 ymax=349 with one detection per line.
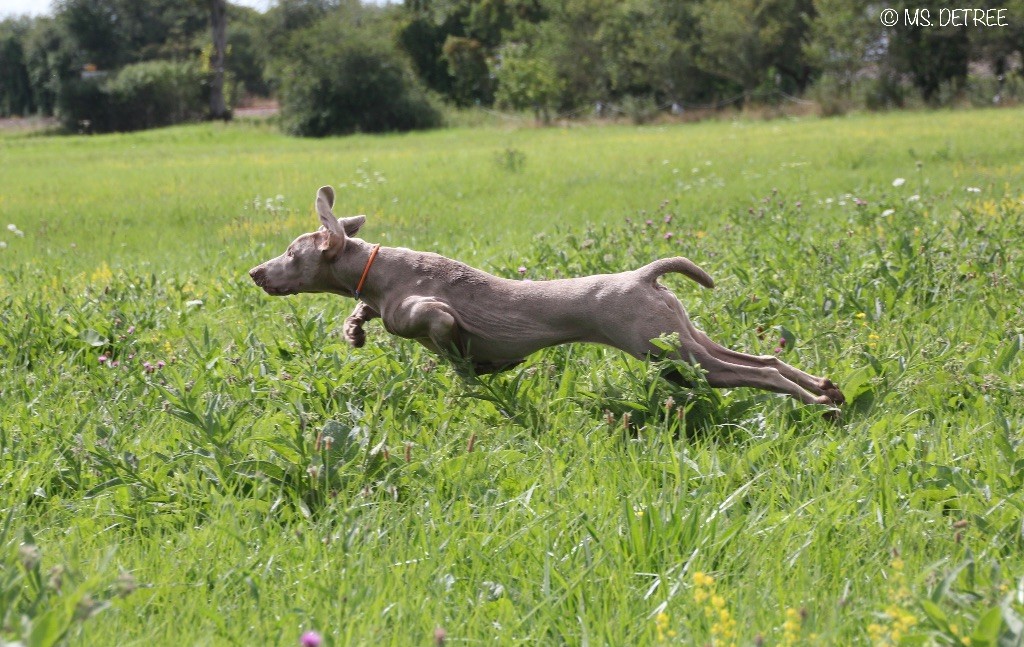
xmin=885 ymin=0 xmax=969 ymax=104
xmin=272 ymin=5 xmax=441 ymax=136
xmin=0 ymin=18 xmax=34 ymax=116
xmin=55 ymin=0 xmax=206 ymax=69
xmin=695 ymin=0 xmax=815 ymax=102
xmin=492 ymin=39 xmax=562 ymax=121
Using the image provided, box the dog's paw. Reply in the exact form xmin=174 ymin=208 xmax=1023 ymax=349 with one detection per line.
xmin=820 ymin=378 xmax=845 ymax=406
xmin=343 ymin=318 xmax=366 ymax=348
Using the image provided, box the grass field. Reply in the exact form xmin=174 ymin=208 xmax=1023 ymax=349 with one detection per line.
xmin=2 ymin=109 xmax=1024 ymax=646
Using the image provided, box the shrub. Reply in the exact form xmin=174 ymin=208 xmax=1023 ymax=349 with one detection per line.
xmin=275 ymin=23 xmax=441 ymax=137
xmin=57 ymin=60 xmax=205 ymax=133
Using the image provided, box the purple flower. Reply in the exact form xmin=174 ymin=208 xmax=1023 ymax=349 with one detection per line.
xmin=663 ymin=232 xmax=674 ymax=241
xmin=300 ymin=630 xmax=323 ymax=647
xmin=98 ymin=355 xmax=108 ymax=364
xmin=517 ymin=266 xmax=527 ymax=275
xmin=663 ymin=214 xmax=672 ymax=224
xmin=127 ymin=326 xmax=135 ymax=334
xmin=157 ymin=360 xmax=166 ymax=369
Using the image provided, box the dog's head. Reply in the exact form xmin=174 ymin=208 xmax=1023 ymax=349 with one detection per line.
xmin=248 ymin=186 xmax=365 ymax=296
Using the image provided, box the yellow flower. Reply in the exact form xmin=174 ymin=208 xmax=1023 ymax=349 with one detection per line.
xmin=693 ymin=572 xmax=715 ymax=587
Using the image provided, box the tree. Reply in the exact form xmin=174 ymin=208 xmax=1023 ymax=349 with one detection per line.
xmin=804 ymin=0 xmax=879 ymax=113
xmin=0 ymin=18 xmax=34 ymax=116
xmin=695 ymin=0 xmax=815 ymax=102
xmin=207 ymin=0 xmax=229 ymax=120
xmin=492 ymin=39 xmax=562 ymax=121
xmin=886 ymin=0 xmax=970 ymax=104
xmin=272 ymin=7 xmax=441 ymax=136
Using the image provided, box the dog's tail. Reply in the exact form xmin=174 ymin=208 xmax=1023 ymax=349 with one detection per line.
xmin=637 ymin=257 xmax=714 ymax=289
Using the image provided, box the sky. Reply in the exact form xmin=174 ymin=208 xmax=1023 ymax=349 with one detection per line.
xmin=0 ymin=0 xmax=276 ymax=19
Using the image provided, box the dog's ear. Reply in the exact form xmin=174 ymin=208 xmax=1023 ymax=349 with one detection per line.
xmin=316 ymin=186 xmax=344 ymax=238
xmin=339 ymin=215 xmax=365 ymax=237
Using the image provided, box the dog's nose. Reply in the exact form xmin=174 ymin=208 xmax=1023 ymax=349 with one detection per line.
xmin=249 ymin=266 xmax=264 ymax=282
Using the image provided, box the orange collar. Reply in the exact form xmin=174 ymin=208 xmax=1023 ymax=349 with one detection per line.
xmin=353 ymin=244 xmax=380 ymax=300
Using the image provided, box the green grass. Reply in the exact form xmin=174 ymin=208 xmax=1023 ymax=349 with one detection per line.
xmin=2 ymin=108 xmax=1023 ymax=646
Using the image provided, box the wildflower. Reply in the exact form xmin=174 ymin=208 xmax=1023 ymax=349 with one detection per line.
xmin=966 ymin=187 xmax=981 ymax=193
xmin=306 ymin=465 xmax=320 ymax=479
xmin=663 ymin=214 xmax=672 ymax=224
xmin=855 ymin=312 xmax=866 ymax=319
xmin=518 ymin=266 xmax=527 ymax=275
xmin=98 ymin=355 xmax=108 ymax=364
xmin=854 ymin=197 xmax=867 ymax=206
xmin=693 ymin=571 xmax=736 ymax=643
xmin=664 ymin=232 xmax=674 ymax=241
xmin=892 ymin=178 xmax=906 ymax=187
xmin=781 ymin=607 xmax=803 ymax=646
xmin=19 ymin=543 xmax=40 ymax=570
xmin=0 ymin=241 xmax=6 ymax=249
xmin=778 ymin=337 xmax=786 ymax=348
xmin=774 ymin=346 xmax=783 ymax=354
xmin=693 ymin=572 xmax=715 ymax=588
xmin=881 ymin=209 xmax=895 ymax=217
xmin=655 ymin=611 xmax=677 ymax=641
xmin=157 ymin=360 xmax=165 ymax=369
xmin=434 ymin=627 xmax=447 ymax=646
xmin=907 ymin=194 xmax=920 ymax=202
xmin=300 ymin=631 xmax=323 ymax=647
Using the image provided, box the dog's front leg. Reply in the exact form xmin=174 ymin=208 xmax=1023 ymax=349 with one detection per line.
xmin=343 ymin=302 xmax=379 ymax=348
xmin=386 ymin=296 xmax=465 ymax=363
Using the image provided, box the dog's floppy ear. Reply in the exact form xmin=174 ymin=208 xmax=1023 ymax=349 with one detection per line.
xmin=316 ymin=186 xmax=343 ymax=238
xmin=339 ymin=215 xmax=365 ymax=237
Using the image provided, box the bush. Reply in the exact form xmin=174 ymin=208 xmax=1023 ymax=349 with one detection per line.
xmin=57 ymin=60 xmax=206 ymax=133
xmin=275 ymin=21 xmax=441 ymax=137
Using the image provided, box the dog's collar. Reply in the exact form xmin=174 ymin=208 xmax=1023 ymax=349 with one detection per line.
xmin=353 ymin=244 xmax=381 ymax=300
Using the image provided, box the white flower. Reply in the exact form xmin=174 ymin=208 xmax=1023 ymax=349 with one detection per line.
xmin=907 ymin=194 xmax=920 ymax=202
xmin=966 ymin=186 xmax=981 ymax=193
xmin=6 ymin=224 xmax=16 ymax=232
xmin=892 ymin=178 xmax=906 ymax=187
xmin=881 ymin=209 xmax=895 ymax=217
xmin=0 ymin=241 xmax=7 ymax=249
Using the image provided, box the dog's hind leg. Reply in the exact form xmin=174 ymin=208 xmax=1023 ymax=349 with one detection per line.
xmin=683 ymin=321 xmax=844 ymax=405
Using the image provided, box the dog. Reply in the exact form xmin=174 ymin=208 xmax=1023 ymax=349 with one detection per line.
xmin=249 ymin=186 xmax=845 ymax=411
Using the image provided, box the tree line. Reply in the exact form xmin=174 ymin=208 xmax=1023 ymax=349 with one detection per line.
xmin=1 ymin=0 xmax=1022 ymax=135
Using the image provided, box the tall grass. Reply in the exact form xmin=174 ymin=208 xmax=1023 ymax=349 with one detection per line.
xmin=1 ymin=108 xmax=1023 ymax=645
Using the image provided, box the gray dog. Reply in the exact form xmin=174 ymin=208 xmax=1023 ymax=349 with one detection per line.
xmin=250 ymin=186 xmax=844 ymax=411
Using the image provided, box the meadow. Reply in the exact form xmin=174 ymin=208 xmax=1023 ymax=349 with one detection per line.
xmin=1 ymin=108 xmax=1023 ymax=646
